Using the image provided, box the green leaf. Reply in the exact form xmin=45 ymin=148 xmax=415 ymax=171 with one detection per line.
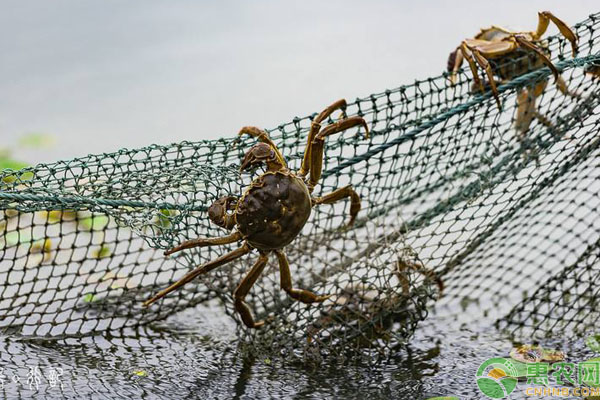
xmin=30 ymin=238 xmax=52 ymax=254
xmin=91 ymin=245 xmax=112 ymax=259
xmin=154 ymin=209 xmax=178 ymax=230
xmin=1 ymin=162 xmax=34 ymax=185
xmin=18 ymin=133 xmax=55 ymax=149
xmin=3 ymin=230 xmax=32 ymax=247
xmin=0 ymin=158 xmax=28 ymax=171
xmin=19 ymin=171 xmax=34 ymax=181
xmin=586 ymin=335 xmax=600 ymax=353
xmin=82 ymin=293 xmax=97 ymax=303
xmin=79 ymin=215 xmax=109 ymax=231
xmin=43 ymin=210 xmax=78 ymax=223
xmin=132 ymin=370 xmax=147 ymax=377
xmin=5 ymin=209 xmax=19 ymax=218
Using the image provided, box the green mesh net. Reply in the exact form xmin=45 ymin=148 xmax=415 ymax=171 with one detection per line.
xmin=2 ymin=12 xmax=600 ymax=360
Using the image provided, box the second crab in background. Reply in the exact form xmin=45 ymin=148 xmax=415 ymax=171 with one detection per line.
xmin=447 ymin=11 xmax=579 ymax=137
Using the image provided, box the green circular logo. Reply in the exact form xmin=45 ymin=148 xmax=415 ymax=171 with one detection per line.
xmin=476 ymin=358 xmax=519 ymax=399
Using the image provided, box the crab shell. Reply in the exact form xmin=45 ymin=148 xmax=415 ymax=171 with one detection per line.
xmin=235 ymin=171 xmax=312 ymax=250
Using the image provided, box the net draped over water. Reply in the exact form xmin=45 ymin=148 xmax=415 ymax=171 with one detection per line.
xmin=2 ymin=13 xmax=600 ymax=359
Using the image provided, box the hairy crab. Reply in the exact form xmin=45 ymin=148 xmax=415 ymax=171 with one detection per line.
xmin=306 ymin=258 xmax=444 ymax=346
xmin=447 ymin=11 xmax=578 ymax=136
xmin=144 ymin=99 xmax=369 ymax=328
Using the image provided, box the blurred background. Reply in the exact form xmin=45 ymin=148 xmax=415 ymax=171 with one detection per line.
xmin=0 ymin=0 xmax=596 ymax=164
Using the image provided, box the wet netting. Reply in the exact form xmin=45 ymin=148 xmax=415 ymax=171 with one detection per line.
xmin=2 ymin=13 xmax=600 ymax=361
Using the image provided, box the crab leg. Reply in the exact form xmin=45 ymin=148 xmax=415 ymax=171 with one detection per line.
xmin=460 ymin=42 xmax=485 ymax=94
xmin=447 ymin=48 xmax=464 ymax=85
xmin=144 ymin=243 xmax=251 ymax=307
xmin=585 ymin=62 xmax=600 ymax=80
xmin=233 ymin=252 xmax=269 ymax=328
xmin=515 ymin=76 xmax=578 ymax=138
xmin=238 ymin=126 xmax=287 ymax=168
xmin=469 ymin=47 xmax=502 ymax=109
xmin=274 ymin=250 xmax=330 ymax=304
xmin=515 ymin=86 xmax=540 ymax=137
xmin=556 ymin=75 xmax=580 ymax=98
xmin=307 ymin=116 xmax=369 ymax=191
xmin=513 ymin=35 xmax=559 ymax=81
xmin=536 ymin=11 xmax=578 ymax=56
xmin=396 ymin=260 xmax=444 ymax=298
xmin=313 ymin=185 xmax=361 ymax=227
xmin=163 ymin=231 xmax=243 ymax=256
xmin=299 ymin=99 xmax=347 ymax=177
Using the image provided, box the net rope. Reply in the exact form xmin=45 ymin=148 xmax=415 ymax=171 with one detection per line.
xmin=1 ymin=12 xmax=600 ymax=359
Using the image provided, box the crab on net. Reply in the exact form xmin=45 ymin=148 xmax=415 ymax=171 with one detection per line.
xmin=143 ymin=100 xmax=371 ymax=328
xmin=447 ymin=11 xmax=580 ymax=139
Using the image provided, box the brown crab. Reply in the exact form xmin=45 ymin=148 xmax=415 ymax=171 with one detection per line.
xmin=306 ymin=259 xmax=444 ymax=346
xmin=447 ymin=11 xmax=578 ymax=136
xmin=143 ymin=99 xmax=369 ymax=328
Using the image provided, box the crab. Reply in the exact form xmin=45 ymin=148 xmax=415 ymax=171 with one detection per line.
xmin=306 ymin=259 xmax=443 ymax=346
xmin=447 ymin=11 xmax=579 ymax=136
xmin=143 ymin=99 xmax=369 ymax=328
xmin=395 ymin=259 xmax=444 ymax=298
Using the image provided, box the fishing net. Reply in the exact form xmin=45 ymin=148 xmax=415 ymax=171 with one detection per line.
xmin=2 ymin=12 xmax=600 ymax=361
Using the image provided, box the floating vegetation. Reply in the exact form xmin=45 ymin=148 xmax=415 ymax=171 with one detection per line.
xmin=91 ymin=245 xmax=112 ymax=259
xmin=509 ymin=344 xmax=566 ymax=364
xmin=79 ymin=214 xmax=110 ymax=231
xmin=17 ymin=133 xmax=56 ymax=149
xmin=30 ymin=238 xmax=53 ymax=254
xmin=2 ymin=229 xmax=32 ymax=247
xmin=41 ymin=210 xmax=78 ymax=223
xmin=81 ymin=293 xmax=98 ymax=303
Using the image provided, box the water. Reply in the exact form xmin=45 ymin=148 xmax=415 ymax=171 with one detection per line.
xmin=1 ymin=302 xmax=597 ymax=399
xmin=1 ymin=1 xmax=600 ymax=399
xmin=1 ymin=1 xmax=596 ymax=162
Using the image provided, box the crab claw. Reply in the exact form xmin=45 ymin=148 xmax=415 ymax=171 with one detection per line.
xmin=240 ymin=142 xmax=284 ymax=173
xmin=207 ymin=196 xmax=238 ymax=229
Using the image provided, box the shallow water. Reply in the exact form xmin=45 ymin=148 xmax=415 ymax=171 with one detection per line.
xmin=0 ymin=300 xmax=596 ymax=400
